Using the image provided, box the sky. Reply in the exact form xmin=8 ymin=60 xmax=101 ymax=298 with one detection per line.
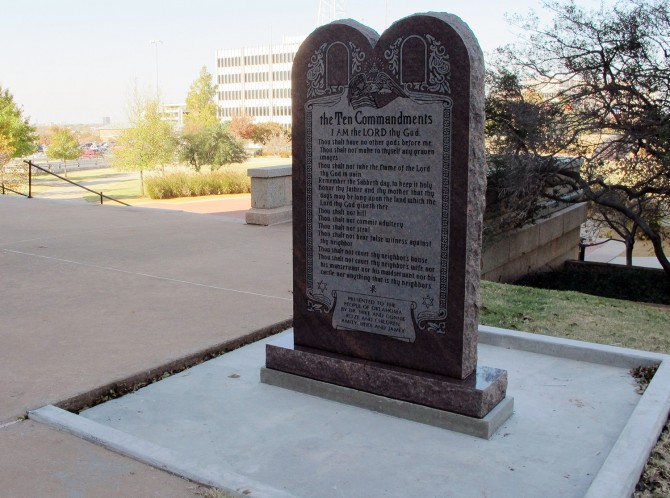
xmin=0 ymin=0 xmax=608 ymax=126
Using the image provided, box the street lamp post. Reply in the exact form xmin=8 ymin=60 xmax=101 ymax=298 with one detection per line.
xmin=149 ymin=39 xmax=163 ymax=99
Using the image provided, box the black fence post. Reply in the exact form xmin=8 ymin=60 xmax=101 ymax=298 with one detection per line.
xmin=100 ymin=192 xmax=103 ymax=204
xmin=28 ymin=161 xmax=32 ymax=198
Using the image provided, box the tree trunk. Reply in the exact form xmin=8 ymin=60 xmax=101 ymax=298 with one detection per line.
xmin=624 ymin=224 xmax=638 ymax=266
xmin=140 ymin=170 xmax=144 ymax=197
xmin=63 ymin=160 xmax=68 ymax=177
xmin=625 ymin=238 xmax=634 ymax=266
xmin=649 ymin=233 xmax=670 ymax=277
xmin=584 ymin=192 xmax=669 ymax=276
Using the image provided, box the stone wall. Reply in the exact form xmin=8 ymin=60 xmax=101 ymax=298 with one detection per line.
xmin=482 ymin=203 xmax=588 ymax=282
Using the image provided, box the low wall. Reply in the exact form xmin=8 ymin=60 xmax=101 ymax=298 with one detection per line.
xmin=245 ymin=165 xmax=292 ymax=226
xmin=482 ymin=203 xmax=588 ymax=283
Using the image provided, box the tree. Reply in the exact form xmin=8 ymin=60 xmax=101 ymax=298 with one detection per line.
xmin=587 ymin=192 xmax=670 ymax=265
xmin=262 ymin=130 xmax=292 ymax=157
xmin=184 ymin=66 xmax=218 ymax=132
xmin=251 ymin=122 xmax=285 ymax=145
xmin=485 ymin=69 xmax=579 ymax=234
xmin=47 ymin=127 xmax=80 ymax=177
xmin=179 ymin=123 xmax=247 ymax=172
xmin=0 ymin=86 xmax=37 ymax=159
xmin=112 ymin=98 xmax=176 ymax=195
xmin=208 ymin=124 xmax=247 ymax=168
xmin=0 ymin=86 xmax=36 ymax=192
xmin=492 ymin=0 xmax=670 ymax=275
xmin=0 ymin=135 xmax=11 ymax=166
xmin=0 ymin=135 xmax=23 ymax=193
xmin=228 ymin=114 xmax=256 ymax=140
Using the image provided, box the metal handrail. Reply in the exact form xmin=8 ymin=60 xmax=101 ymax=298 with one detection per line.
xmin=24 ymin=160 xmax=130 ymax=206
xmin=578 ymin=237 xmax=624 ymax=261
xmin=1 ymin=183 xmax=28 ymax=197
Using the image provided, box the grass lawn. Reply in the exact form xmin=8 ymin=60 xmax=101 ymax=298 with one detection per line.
xmin=481 ymin=280 xmax=670 ymax=352
xmin=29 ymin=168 xmax=145 ymax=201
xmin=27 ymin=156 xmax=289 ymax=203
xmin=81 ymin=177 xmax=143 ymax=203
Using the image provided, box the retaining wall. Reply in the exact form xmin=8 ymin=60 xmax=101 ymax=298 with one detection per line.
xmin=482 ymin=203 xmax=588 ymax=282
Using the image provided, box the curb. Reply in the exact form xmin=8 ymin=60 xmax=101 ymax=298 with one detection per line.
xmin=55 ymin=319 xmax=292 ymax=414
xmin=29 ymin=405 xmax=299 ymax=498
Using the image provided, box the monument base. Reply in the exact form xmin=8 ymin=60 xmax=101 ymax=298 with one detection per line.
xmin=263 ymin=337 xmax=511 ymax=439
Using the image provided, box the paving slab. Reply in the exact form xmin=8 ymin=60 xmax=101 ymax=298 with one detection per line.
xmin=0 ymin=195 xmax=292 ymax=422
xmin=32 ymin=327 xmax=670 ymax=498
xmin=0 ymin=420 xmax=201 ymax=498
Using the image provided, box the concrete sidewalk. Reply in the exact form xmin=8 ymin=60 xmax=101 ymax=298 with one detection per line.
xmin=584 ymin=238 xmax=664 ymax=269
xmin=0 ymin=195 xmax=292 ymax=496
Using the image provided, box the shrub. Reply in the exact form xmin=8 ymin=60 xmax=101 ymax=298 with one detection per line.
xmin=516 ymin=261 xmax=670 ymax=305
xmin=145 ymin=170 xmax=250 ymax=199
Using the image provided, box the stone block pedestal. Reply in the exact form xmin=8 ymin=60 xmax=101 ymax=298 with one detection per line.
xmin=245 ymin=165 xmax=292 ymax=226
xmin=263 ymin=334 xmax=512 ymax=438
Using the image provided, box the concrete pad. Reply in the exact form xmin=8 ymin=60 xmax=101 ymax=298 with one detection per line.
xmin=0 ymin=419 xmax=201 ymax=497
xmin=0 ymin=196 xmax=292 ymax=422
xmin=32 ymin=327 xmax=670 ymax=498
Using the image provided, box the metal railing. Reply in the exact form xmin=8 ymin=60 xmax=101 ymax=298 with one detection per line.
xmin=23 ymin=160 xmax=130 ymax=206
xmin=1 ymin=183 xmax=28 ymax=197
xmin=578 ymin=237 xmax=623 ymax=261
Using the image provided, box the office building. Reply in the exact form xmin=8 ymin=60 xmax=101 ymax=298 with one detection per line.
xmin=215 ymin=36 xmax=304 ymax=126
xmin=161 ymin=103 xmax=187 ymax=129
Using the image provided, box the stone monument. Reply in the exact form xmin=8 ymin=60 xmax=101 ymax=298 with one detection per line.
xmin=263 ymin=13 xmax=511 ymax=436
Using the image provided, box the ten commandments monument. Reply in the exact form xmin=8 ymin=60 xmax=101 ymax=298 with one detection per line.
xmin=263 ymin=13 xmax=511 ymax=433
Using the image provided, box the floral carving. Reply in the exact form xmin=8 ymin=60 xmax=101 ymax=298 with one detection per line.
xmin=349 ymin=42 xmax=365 ymax=75
xmin=426 ymin=34 xmax=451 ymax=93
xmin=307 ymin=43 xmax=327 ymax=98
xmin=383 ymin=37 xmax=402 ymax=76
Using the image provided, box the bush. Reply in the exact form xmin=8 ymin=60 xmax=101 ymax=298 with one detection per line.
xmin=516 ymin=261 xmax=670 ymax=305
xmin=145 ymin=170 xmax=250 ymax=199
